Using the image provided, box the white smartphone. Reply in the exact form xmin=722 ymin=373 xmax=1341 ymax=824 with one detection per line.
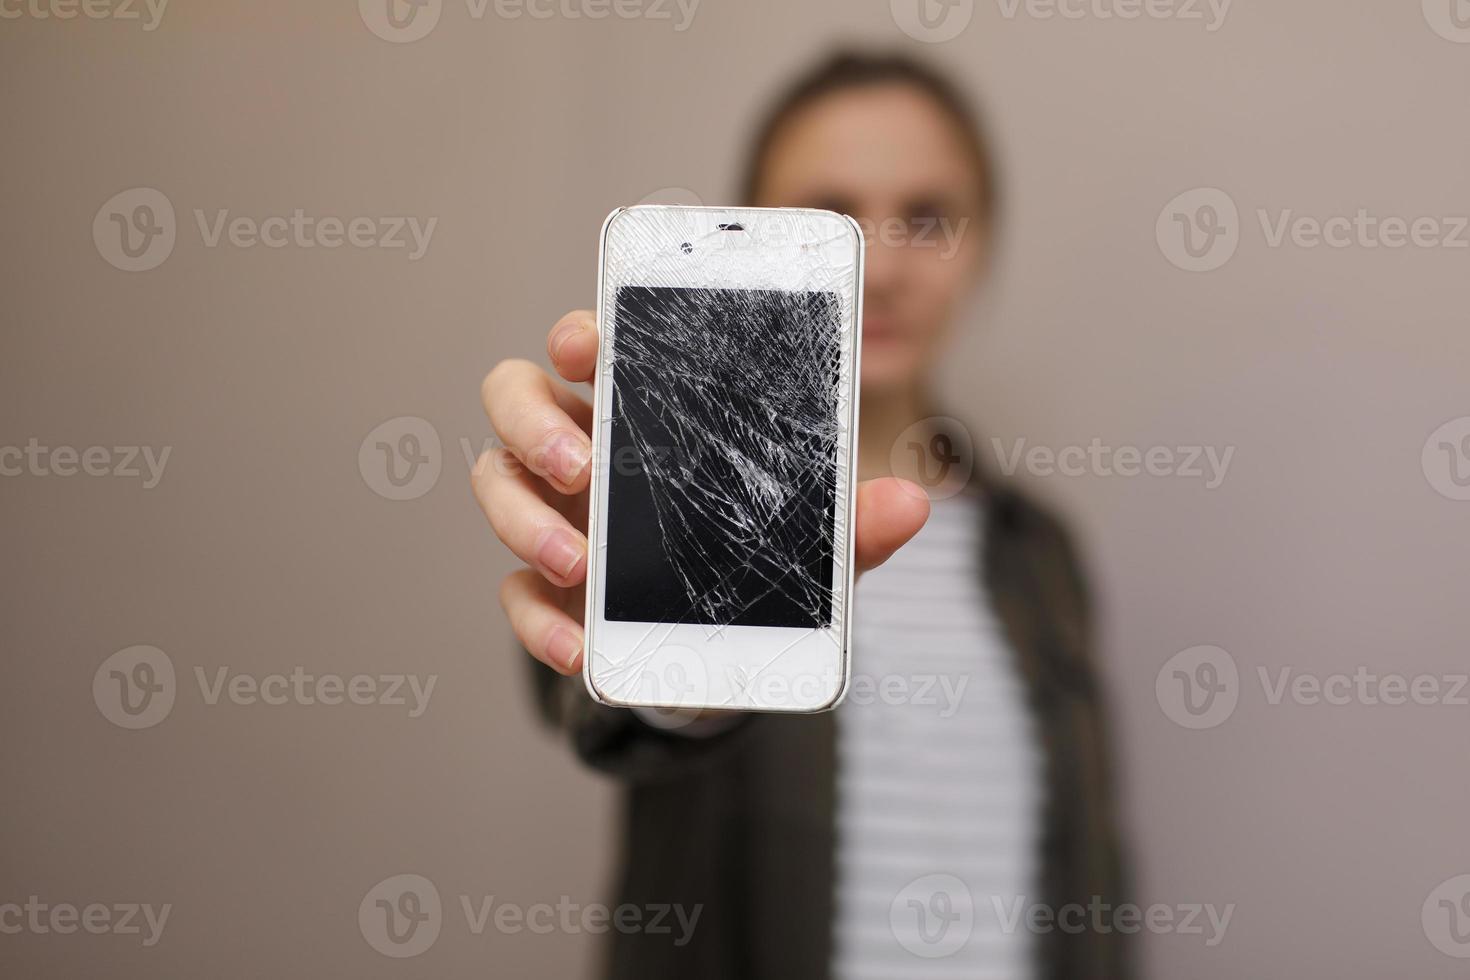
xmin=583 ymin=205 xmax=865 ymax=714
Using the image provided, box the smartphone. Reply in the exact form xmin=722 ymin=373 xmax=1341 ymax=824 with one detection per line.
xmin=583 ymin=205 xmax=865 ymax=714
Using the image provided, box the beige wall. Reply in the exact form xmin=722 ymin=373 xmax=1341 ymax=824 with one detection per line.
xmin=3 ymin=0 xmax=1468 ymax=977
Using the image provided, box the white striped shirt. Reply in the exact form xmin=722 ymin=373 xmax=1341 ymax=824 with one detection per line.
xmin=832 ymin=495 xmax=1043 ymax=980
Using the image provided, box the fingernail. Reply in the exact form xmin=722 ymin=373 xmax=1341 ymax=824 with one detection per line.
xmin=546 ymin=627 xmax=583 ymax=670
xmin=537 ymin=527 xmax=585 ymax=580
xmin=540 ymin=431 xmax=590 ymax=485
xmin=549 ymin=320 xmax=586 ymax=363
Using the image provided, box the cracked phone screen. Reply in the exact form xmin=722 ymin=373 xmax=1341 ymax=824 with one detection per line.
xmin=603 ymin=284 xmax=842 ymax=629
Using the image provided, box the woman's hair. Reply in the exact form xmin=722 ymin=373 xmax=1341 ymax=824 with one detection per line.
xmin=738 ymin=50 xmax=1000 ymax=223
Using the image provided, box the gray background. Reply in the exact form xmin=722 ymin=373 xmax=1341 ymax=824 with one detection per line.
xmin=2 ymin=0 xmax=1468 ymax=977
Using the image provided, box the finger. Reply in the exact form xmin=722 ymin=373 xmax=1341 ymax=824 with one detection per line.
xmin=853 ymin=477 xmax=931 ymax=574
xmin=546 ymin=310 xmax=599 ymax=384
xmin=481 ymin=358 xmax=592 ymax=494
xmin=550 ymin=383 xmax=594 ymax=435
xmin=501 ymin=569 xmax=584 ymax=674
xmin=472 ymin=449 xmax=588 ymax=587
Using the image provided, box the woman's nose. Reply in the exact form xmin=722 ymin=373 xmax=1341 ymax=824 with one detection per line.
xmin=863 ymin=235 xmax=903 ymax=295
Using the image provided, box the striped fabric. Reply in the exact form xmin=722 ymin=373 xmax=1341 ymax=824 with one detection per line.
xmin=832 ymin=495 xmax=1043 ymax=980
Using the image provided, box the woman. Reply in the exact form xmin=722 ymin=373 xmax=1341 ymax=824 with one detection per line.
xmin=473 ymin=51 xmax=1130 ymax=980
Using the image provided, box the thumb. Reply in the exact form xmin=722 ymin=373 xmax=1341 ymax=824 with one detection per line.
xmin=852 ymin=477 xmax=930 ymax=575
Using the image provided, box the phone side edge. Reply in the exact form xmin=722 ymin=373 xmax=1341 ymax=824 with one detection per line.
xmin=810 ymin=210 xmax=865 ymax=713
xmin=580 ymin=208 xmax=625 ymax=706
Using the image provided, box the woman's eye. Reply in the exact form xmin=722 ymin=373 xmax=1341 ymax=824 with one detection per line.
xmin=903 ymin=199 xmax=950 ymax=224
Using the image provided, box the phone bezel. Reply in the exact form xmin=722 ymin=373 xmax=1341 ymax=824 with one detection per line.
xmin=582 ymin=205 xmax=865 ymax=714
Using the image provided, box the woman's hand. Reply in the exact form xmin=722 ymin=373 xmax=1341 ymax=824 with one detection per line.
xmin=473 ymin=310 xmax=931 ymax=676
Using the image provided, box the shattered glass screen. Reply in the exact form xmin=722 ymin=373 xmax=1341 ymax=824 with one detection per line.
xmin=603 ymin=285 xmax=841 ymax=629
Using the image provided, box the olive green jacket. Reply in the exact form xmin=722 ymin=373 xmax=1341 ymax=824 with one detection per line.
xmin=530 ymin=478 xmax=1133 ymax=980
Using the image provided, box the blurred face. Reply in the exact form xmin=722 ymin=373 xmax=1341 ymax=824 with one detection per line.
xmin=754 ymin=83 xmax=989 ymax=395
